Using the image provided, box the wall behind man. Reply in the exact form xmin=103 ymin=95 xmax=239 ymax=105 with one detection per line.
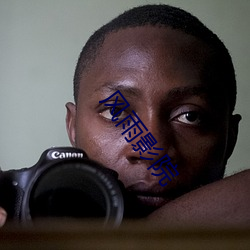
xmin=0 ymin=0 xmax=249 ymax=176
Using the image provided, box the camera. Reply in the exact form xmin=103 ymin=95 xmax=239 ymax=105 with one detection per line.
xmin=0 ymin=147 xmax=127 ymax=227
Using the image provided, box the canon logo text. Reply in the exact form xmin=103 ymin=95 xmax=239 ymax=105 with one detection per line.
xmin=51 ymin=151 xmax=84 ymax=159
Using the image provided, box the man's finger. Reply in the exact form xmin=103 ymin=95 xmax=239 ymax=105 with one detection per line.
xmin=0 ymin=207 xmax=7 ymax=227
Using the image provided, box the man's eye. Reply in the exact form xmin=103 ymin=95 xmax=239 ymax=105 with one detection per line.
xmin=175 ymin=111 xmax=202 ymax=125
xmin=99 ymin=107 xmax=127 ymax=120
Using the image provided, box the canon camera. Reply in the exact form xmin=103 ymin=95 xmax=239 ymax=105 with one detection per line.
xmin=0 ymin=147 xmax=126 ymax=227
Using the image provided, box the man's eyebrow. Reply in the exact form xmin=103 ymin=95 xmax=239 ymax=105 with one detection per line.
xmin=165 ymin=86 xmax=209 ymax=102
xmin=95 ymin=82 xmax=209 ymax=101
xmin=94 ymin=82 xmax=141 ymax=98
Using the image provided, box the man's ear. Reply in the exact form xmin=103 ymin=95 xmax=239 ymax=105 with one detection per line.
xmin=66 ymin=102 xmax=77 ymax=147
xmin=225 ymin=114 xmax=241 ymax=160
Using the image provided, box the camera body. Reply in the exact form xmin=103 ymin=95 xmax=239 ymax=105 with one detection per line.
xmin=0 ymin=147 xmax=125 ymax=227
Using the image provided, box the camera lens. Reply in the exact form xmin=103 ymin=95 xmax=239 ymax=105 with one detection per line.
xmin=22 ymin=160 xmax=124 ymax=227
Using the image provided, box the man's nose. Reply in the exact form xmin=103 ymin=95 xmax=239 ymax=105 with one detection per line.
xmin=124 ymin=115 xmax=170 ymax=165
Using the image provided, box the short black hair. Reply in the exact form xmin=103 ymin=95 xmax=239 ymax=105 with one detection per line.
xmin=73 ymin=4 xmax=236 ymax=113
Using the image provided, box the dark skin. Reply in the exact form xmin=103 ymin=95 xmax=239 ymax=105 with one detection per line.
xmin=66 ymin=26 xmax=250 ymax=225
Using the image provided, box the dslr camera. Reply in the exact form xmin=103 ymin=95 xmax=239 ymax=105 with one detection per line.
xmin=0 ymin=147 xmax=128 ymax=227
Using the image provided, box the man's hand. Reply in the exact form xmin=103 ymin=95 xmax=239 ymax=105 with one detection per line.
xmin=148 ymin=170 xmax=250 ymax=227
xmin=0 ymin=207 xmax=7 ymax=227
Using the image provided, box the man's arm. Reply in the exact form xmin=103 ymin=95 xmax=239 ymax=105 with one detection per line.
xmin=148 ymin=169 xmax=250 ymax=227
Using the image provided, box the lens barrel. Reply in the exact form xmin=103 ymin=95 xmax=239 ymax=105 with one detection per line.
xmin=21 ymin=159 xmax=124 ymax=227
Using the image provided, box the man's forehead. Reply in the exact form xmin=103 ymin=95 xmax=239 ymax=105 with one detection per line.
xmin=100 ymin=25 xmax=210 ymax=57
xmin=81 ymin=27 xmax=211 ymax=80
xmin=82 ymin=26 xmax=214 ymax=89
xmin=77 ymin=25 xmax=223 ymax=107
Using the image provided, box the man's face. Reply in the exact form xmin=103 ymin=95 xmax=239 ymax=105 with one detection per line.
xmin=66 ymin=26 xmax=239 ymax=214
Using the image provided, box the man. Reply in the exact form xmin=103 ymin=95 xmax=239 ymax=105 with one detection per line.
xmin=0 ymin=4 xmax=249 ymax=227
xmin=66 ymin=4 xmax=250 ymax=226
